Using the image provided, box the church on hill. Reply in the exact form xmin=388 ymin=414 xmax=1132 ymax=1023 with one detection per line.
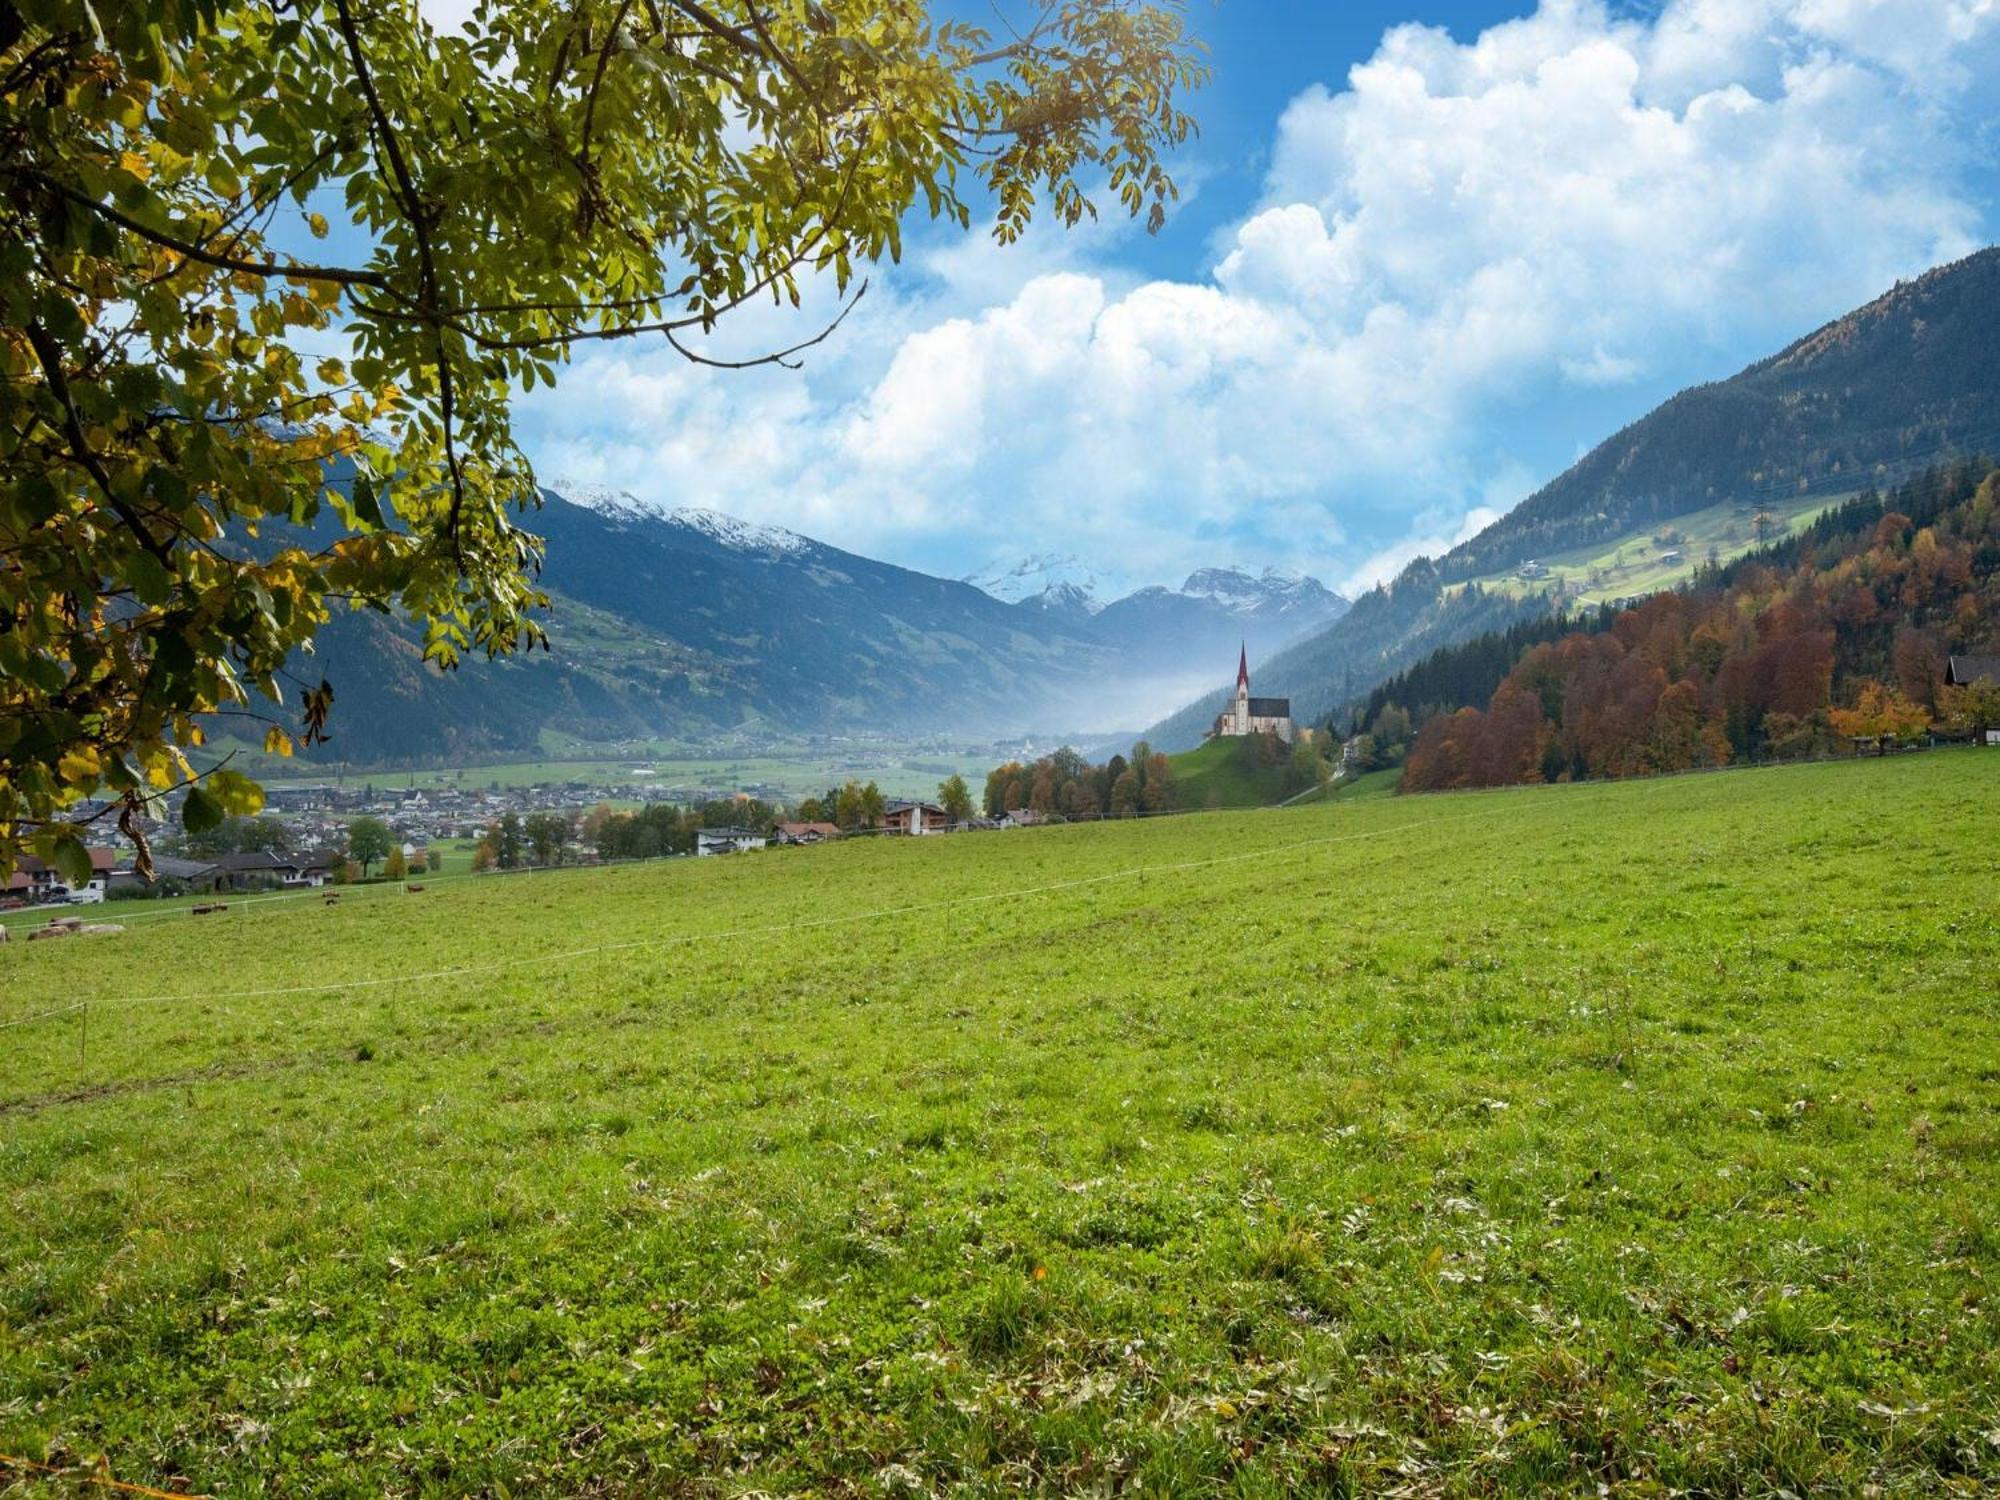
xmin=1209 ymin=644 xmax=1296 ymax=743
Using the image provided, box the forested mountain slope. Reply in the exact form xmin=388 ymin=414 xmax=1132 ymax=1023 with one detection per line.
xmin=1146 ymin=246 xmax=2000 ymax=750
xmin=1388 ymin=462 xmax=2000 ymax=789
xmin=1444 ymin=247 xmax=2000 ymax=582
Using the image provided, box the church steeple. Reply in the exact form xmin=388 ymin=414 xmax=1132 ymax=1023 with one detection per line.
xmin=1236 ymin=642 xmax=1250 ymax=692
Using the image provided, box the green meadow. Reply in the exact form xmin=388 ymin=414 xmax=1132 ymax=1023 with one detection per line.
xmin=1165 ymin=737 xmax=1297 ymax=809
xmin=2 ymin=754 xmax=1996 ymax=1495
xmin=1456 ymin=490 xmax=1839 ymax=607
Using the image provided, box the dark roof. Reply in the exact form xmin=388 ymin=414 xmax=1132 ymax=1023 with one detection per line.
xmin=698 ymin=826 xmax=764 ymax=839
xmin=145 ymin=856 xmax=220 ymax=880
xmin=1247 ymin=696 xmax=1292 ymax=718
xmin=217 ymin=851 xmax=299 ymax=871
xmin=13 ymin=848 xmax=120 ymax=876
xmin=1946 ymin=655 xmax=2000 ymax=687
xmin=884 ymin=800 xmax=945 ymax=814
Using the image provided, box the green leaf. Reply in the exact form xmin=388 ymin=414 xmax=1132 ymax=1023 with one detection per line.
xmin=129 ymin=548 xmax=173 ymax=606
xmin=52 ymin=836 xmax=94 ymax=888
xmin=182 ymin=784 xmax=225 ymax=834
xmin=208 ymin=768 xmax=266 ymax=816
xmin=352 ymin=474 xmax=385 ymax=530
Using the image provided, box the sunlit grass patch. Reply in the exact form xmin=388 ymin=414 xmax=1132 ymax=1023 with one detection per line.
xmin=0 ymin=752 xmax=1995 ymax=1493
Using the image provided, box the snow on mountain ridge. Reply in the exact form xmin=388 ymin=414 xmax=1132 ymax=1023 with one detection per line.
xmin=545 ymin=479 xmax=649 ymax=522
xmin=543 ymin=481 xmax=812 ymax=556
xmin=666 ymin=506 xmax=813 ymax=556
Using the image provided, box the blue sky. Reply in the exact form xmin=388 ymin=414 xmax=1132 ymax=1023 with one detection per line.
xmin=497 ymin=0 xmax=2000 ymax=597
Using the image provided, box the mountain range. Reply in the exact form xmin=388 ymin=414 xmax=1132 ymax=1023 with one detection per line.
xmin=266 ymin=245 xmax=1999 ymax=766
xmin=1143 ymin=245 xmax=2000 ymax=749
xmin=275 ymin=491 xmax=1347 ymax=763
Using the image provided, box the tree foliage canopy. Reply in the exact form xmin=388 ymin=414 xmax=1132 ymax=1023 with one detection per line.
xmin=0 ymin=0 xmax=1205 ymax=881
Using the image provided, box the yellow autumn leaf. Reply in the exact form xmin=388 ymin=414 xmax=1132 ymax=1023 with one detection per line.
xmin=119 ymin=149 xmax=150 ymax=181
xmin=58 ymin=745 xmax=103 ymax=783
xmin=263 ymin=726 xmax=295 ymax=757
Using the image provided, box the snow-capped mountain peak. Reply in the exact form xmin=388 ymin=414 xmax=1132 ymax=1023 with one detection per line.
xmin=1179 ymin=565 xmax=1337 ymax=615
xmin=544 ymin=482 xmax=811 ymax=556
xmin=665 ymin=506 xmax=812 ymax=557
xmin=545 ymin=479 xmax=651 ymax=523
xmin=963 ymin=553 xmax=1111 ymax=611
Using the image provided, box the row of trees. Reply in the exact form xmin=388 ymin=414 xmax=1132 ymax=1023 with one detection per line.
xmin=983 ymin=743 xmax=1178 ymax=820
xmin=467 ymin=809 xmax=633 ymax=870
xmin=341 ymin=816 xmax=441 ymax=879
xmin=1398 ymin=464 xmax=2000 ymax=792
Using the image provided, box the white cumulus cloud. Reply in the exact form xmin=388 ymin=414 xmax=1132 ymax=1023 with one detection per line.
xmin=516 ymin=0 xmax=1998 ymax=590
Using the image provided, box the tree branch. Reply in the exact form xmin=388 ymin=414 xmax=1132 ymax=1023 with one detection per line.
xmin=22 ymin=321 xmax=176 ymax=567
xmin=331 ymin=0 xmax=468 ymax=562
xmin=14 ymin=170 xmax=393 ymax=290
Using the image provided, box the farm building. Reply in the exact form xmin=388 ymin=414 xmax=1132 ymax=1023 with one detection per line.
xmin=1947 ymin=655 xmax=2000 ymax=745
xmin=696 ymin=827 xmax=767 ymax=856
xmin=1946 ymin=654 xmax=2000 ymax=687
xmin=214 ymin=851 xmax=340 ymax=891
xmin=107 ymin=855 xmax=225 ymax=897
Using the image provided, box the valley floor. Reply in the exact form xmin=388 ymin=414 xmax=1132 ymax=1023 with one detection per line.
xmin=2 ymin=754 xmax=1996 ymax=1494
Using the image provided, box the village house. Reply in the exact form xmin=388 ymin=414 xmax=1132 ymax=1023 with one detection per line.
xmin=773 ymin=821 xmax=842 ymax=846
xmin=1209 ymin=645 xmax=1295 ymax=743
xmin=2 ymin=848 xmax=116 ymax=907
xmin=695 ymin=826 xmax=767 ymax=856
xmin=881 ymin=799 xmax=951 ymax=835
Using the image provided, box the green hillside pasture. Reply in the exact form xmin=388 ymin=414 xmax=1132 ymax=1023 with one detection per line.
xmin=1462 ymin=489 xmax=1839 ymax=607
xmin=2 ymin=755 xmax=1997 ymax=1494
xmin=1167 ymin=734 xmax=1293 ymax=808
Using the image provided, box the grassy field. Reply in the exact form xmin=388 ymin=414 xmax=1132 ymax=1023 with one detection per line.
xmin=1291 ymin=767 xmax=1402 ymax=806
xmin=2 ymin=754 xmax=1997 ymax=1495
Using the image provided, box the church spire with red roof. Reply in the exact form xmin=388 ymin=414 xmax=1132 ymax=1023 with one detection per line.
xmin=1236 ymin=642 xmax=1250 ymax=691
